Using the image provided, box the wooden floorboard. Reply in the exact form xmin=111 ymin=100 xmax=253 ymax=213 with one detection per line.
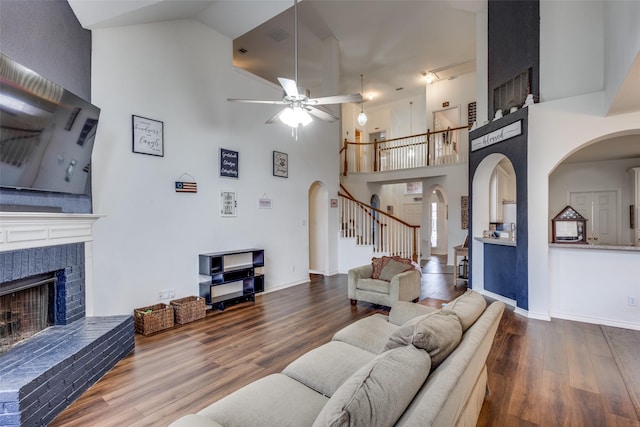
xmin=49 ymin=256 xmax=640 ymax=427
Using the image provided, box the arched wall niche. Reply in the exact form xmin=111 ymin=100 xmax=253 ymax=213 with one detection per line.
xmin=548 ymin=130 xmax=640 ymax=246
xmin=308 ymin=181 xmax=328 ymax=275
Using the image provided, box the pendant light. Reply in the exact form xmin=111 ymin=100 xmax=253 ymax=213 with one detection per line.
xmin=357 ymin=74 xmax=368 ymax=126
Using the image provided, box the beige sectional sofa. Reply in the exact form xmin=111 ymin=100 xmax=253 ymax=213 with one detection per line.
xmin=169 ymin=290 xmax=505 ymax=427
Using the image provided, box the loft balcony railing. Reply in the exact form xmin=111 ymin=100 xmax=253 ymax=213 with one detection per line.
xmin=340 ymin=125 xmax=470 ymax=176
xmin=339 ymin=186 xmax=420 ymax=262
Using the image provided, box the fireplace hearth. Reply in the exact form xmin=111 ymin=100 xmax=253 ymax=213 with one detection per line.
xmin=0 ymin=213 xmax=134 ymax=427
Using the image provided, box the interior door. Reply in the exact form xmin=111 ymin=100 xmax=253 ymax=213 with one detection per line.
xmin=570 ymin=191 xmax=618 ymax=245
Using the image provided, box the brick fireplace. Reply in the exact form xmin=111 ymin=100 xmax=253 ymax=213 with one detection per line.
xmin=0 ymin=213 xmax=134 ymax=427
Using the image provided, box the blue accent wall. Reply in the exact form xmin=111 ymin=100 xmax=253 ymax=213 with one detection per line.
xmin=488 ymin=0 xmax=540 ymax=119
xmin=469 ymin=108 xmax=529 ymax=310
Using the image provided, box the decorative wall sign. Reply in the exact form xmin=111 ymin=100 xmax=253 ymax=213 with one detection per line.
xmin=471 ymin=120 xmax=521 ymax=152
xmin=273 ymin=151 xmax=288 ymax=178
xmin=468 ymin=102 xmax=477 ymax=126
xmin=175 ymin=173 xmax=197 ymax=193
xmin=220 ymin=148 xmax=239 ymax=178
xmin=221 ymin=191 xmax=237 ymax=216
xmin=461 ymin=196 xmax=469 ymax=230
xmin=132 ymin=115 xmax=164 ymax=156
xmin=258 ymin=198 xmax=272 ymax=209
xmin=330 ymin=199 xmax=338 ymax=208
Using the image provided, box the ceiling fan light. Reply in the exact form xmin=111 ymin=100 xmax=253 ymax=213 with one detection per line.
xmin=357 ymin=111 xmax=368 ymax=126
xmin=279 ymin=106 xmax=313 ymax=127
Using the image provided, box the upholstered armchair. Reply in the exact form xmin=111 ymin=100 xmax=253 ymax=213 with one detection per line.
xmin=348 ymin=257 xmax=421 ymax=307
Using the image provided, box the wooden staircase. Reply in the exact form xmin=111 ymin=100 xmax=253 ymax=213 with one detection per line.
xmin=339 ymin=184 xmax=420 ymax=262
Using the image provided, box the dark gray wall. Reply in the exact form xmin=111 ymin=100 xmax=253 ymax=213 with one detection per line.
xmin=488 ymin=0 xmax=539 ymax=119
xmin=0 ymin=0 xmax=93 ymax=212
xmin=0 ymin=0 xmax=91 ymax=100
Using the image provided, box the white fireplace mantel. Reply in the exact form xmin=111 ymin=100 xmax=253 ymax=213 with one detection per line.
xmin=0 ymin=212 xmax=102 ymax=252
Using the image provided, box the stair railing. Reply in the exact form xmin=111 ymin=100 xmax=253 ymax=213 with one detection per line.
xmin=338 ymin=189 xmax=420 ymax=262
xmin=340 ymin=124 xmax=470 ymax=176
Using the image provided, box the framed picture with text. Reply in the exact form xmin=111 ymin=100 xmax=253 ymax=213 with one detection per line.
xmin=273 ymin=151 xmax=288 ymax=178
xmin=132 ymin=115 xmax=164 ymax=157
xmin=220 ymin=148 xmax=239 ymax=178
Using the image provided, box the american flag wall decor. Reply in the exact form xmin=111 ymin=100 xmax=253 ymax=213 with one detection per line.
xmin=175 ymin=181 xmax=197 ymax=193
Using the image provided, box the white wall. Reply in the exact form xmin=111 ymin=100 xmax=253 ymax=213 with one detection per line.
xmin=603 ymin=0 xmax=640 ymax=113
xmin=89 ymin=19 xmax=340 ymax=316
xmin=527 ymin=91 xmax=640 ymax=328
xmin=540 ymin=0 xmax=604 ymax=102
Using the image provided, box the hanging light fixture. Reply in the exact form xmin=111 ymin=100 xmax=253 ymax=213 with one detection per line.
xmin=357 ymin=74 xmax=368 ymax=126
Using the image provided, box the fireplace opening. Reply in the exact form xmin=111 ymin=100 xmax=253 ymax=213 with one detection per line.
xmin=0 ymin=272 xmax=55 ymax=354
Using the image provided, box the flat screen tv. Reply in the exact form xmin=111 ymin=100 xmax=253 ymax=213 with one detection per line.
xmin=0 ymin=52 xmax=101 ymax=195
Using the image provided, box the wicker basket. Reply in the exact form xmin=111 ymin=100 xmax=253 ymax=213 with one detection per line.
xmin=170 ymin=296 xmax=206 ymax=324
xmin=133 ymin=303 xmax=174 ymax=335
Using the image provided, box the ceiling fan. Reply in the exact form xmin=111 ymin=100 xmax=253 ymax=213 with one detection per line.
xmin=227 ymin=0 xmax=362 ymax=128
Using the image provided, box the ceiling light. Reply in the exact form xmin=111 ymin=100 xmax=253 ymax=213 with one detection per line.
xmin=358 ymin=74 xmax=368 ymax=126
xmin=423 ymin=72 xmax=437 ymax=85
xmin=279 ymin=105 xmax=312 ymax=127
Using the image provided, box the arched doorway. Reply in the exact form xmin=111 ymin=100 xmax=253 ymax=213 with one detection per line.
xmin=308 ymin=181 xmax=328 ymax=275
xmin=472 ymin=153 xmax=522 ymax=307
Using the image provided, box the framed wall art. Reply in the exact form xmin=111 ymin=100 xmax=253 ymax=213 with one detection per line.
xmin=273 ymin=151 xmax=288 ymax=178
xmin=221 ymin=191 xmax=237 ymax=217
xmin=220 ymin=148 xmax=239 ymax=178
xmin=132 ymin=115 xmax=164 ymax=156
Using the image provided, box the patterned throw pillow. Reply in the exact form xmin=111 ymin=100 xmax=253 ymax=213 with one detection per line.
xmin=371 ymin=257 xmax=385 ymax=279
xmin=372 ymin=256 xmax=413 ymax=280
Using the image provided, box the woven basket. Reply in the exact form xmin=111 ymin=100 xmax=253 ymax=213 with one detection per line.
xmin=170 ymin=296 xmax=206 ymax=324
xmin=133 ymin=303 xmax=174 ymax=335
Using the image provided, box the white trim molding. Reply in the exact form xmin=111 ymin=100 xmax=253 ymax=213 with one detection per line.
xmin=0 ymin=212 xmax=102 ymax=252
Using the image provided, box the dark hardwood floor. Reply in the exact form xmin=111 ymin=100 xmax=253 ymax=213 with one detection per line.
xmin=49 ymin=256 xmax=639 ymax=426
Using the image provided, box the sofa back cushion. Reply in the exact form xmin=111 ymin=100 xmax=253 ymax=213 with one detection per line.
xmin=384 ymin=310 xmax=462 ymax=369
xmin=445 ymin=289 xmax=487 ymax=331
xmin=312 ymin=345 xmax=431 ymax=427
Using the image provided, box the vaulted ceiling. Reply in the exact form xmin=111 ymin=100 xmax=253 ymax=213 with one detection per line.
xmin=68 ymin=0 xmax=481 ymax=107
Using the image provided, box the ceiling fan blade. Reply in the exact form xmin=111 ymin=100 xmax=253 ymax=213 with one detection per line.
xmin=306 ymin=105 xmax=339 ymax=122
xmin=278 ymin=77 xmax=299 ymax=98
xmin=307 ymin=93 xmax=363 ymax=105
xmin=227 ymin=98 xmax=287 ymax=105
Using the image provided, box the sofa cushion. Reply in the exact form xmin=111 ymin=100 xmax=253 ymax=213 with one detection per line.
xmin=283 ymin=341 xmax=376 ymax=397
xmin=384 ymin=310 xmax=462 ymax=368
xmin=312 ymin=345 xmax=431 ymax=427
xmin=332 ymin=313 xmax=398 ymax=354
xmin=379 ymin=258 xmax=413 ymax=281
xmin=197 ymin=374 xmax=328 ymax=427
xmin=388 ymin=301 xmax=438 ymax=326
xmin=355 ymin=278 xmax=390 ymax=294
xmin=445 ymin=289 xmax=487 ymax=331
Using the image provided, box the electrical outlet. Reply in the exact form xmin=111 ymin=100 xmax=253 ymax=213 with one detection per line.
xmin=628 ymin=296 xmax=637 ymax=307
